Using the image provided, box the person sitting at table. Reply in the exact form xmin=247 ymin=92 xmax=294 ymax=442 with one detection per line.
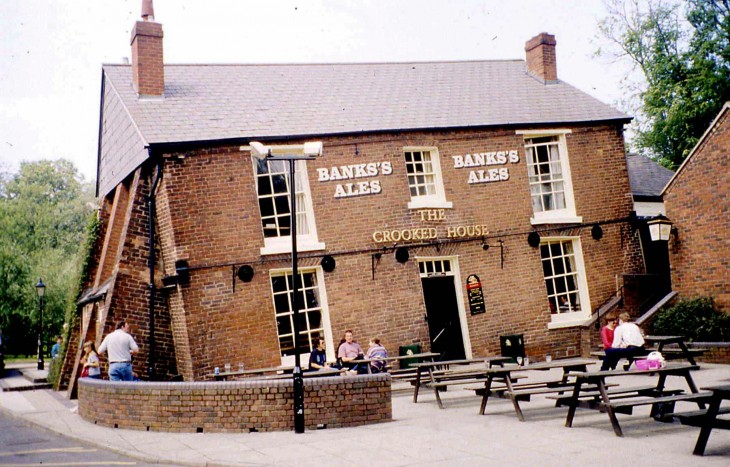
xmin=600 ymin=312 xmax=618 ymax=350
xmin=366 ymin=337 xmax=388 ymax=373
xmin=601 ymin=312 xmax=645 ymax=371
xmin=337 ymin=330 xmax=364 ymax=374
xmin=308 ymin=337 xmax=329 ymax=371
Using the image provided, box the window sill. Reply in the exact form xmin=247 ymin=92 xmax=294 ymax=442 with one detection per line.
xmin=407 ymin=199 xmax=453 ymax=210
xmin=530 ymin=215 xmax=583 ymax=226
xmin=547 ymin=316 xmax=591 ymax=330
xmin=260 ymin=241 xmax=326 ymax=256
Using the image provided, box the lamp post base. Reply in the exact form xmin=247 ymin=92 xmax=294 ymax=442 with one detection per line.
xmin=293 ymin=365 xmax=305 ymax=433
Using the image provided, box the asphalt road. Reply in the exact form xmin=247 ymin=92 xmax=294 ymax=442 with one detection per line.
xmin=0 ymin=409 xmax=170 ymax=466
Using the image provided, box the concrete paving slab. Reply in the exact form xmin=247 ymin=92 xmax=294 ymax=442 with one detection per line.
xmin=0 ymin=362 xmax=729 ymax=466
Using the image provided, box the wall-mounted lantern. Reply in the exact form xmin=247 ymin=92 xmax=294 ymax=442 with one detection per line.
xmin=648 ymin=214 xmax=673 ymax=242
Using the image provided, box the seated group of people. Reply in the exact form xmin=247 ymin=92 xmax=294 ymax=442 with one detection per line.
xmin=308 ymin=329 xmax=387 ymax=374
xmin=600 ymin=311 xmax=646 ymax=371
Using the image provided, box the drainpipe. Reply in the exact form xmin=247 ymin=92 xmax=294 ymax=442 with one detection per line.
xmin=147 ymin=154 xmax=163 ymax=380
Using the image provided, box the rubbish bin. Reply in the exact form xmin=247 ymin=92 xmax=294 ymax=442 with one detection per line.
xmin=500 ymin=335 xmax=525 ymax=364
xmin=398 ymin=344 xmax=422 ymax=369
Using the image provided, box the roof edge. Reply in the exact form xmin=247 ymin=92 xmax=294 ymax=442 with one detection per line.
xmin=662 ymin=102 xmax=730 ymax=196
xmin=146 ymin=119 xmax=632 ymax=151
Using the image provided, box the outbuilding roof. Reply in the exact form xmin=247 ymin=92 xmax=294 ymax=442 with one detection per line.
xmin=625 ymin=153 xmax=675 ymax=200
xmin=102 ymin=60 xmax=629 ymax=145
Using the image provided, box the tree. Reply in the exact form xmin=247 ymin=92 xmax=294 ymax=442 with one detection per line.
xmin=598 ymin=0 xmax=730 ymax=169
xmin=0 ymin=160 xmax=95 ymax=356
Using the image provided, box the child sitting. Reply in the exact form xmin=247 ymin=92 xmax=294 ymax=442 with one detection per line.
xmin=366 ymin=338 xmax=388 ymax=373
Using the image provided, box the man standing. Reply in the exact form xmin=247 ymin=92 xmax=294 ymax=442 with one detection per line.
xmin=98 ymin=320 xmax=139 ymax=381
xmin=601 ymin=312 xmax=645 ymax=371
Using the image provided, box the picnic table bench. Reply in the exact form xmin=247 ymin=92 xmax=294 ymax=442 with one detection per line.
xmin=208 ymin=365 xmax=294 ymax=381
xmin=351 ymin=352 xmax=439 ymax=377
xmin=411 ymin=356 xmax=512 ymax=408
xmin=644 ymin=335 xmax=706 ymax=366
xmin=686 ymin=384 xmax=730 ymax=456
xmin=590 ymin=335 xmax=705 ymax=368
xmin=474 ymin=358 xmax=598 ymax=421
xmin=564 ymin=362 xmax=711 ymax=437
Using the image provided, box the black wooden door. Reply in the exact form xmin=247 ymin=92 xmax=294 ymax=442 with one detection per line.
xmin=421 ymin=276 xmax=466 ymax=360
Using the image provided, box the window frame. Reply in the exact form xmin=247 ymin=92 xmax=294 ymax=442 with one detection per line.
xmin=403 ymin=146 xmax=453 ymax=210
xmin=518 ymin=130 xmax=582 ymax=225
xmin=268 ymin=266 xmax=334 ymax=367
xmin=253 ymin=157 xmax=325 ymax=256
xmin=539 ymin=236 xmax=592 ymax=329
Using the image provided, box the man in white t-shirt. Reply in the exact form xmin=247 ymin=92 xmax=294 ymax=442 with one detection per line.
xmin=601 ymin=312 xmax=645 ymax=371
xmin=99 ymin=320 xmax=139 ymax=381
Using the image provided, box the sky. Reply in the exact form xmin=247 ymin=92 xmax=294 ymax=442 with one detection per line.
xmin=0 ymin=0 xmax=634 ymax=183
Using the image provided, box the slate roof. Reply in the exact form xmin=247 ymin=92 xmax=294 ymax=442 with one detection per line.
xmin=625 ymin=153 xmax=675 ymax=200
xmin=102 ymin=60 xmax=630 ymax=146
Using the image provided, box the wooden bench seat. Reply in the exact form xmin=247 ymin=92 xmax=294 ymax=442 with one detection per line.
xmin=662 ymin=349 xmax=706 ymax=359
xmin=666 ymin=407 xmax=730 ymax=427
xmin=549 ymin=384 xmax=660 ymax=401
xmin=607 ymin=391 xmax=712 ymax=409
xmin=591 ymin=348 xmax=706 ymax=359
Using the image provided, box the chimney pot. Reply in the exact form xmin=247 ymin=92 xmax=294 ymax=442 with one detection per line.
xmin=141 ymin=0 xmax=154 ymax=21
xmin=525 ymin=32 xmax=558 ymax=83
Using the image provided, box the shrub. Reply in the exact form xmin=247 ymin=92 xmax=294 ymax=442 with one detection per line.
xmin=652 ymin=297 xmax=730 ymax=342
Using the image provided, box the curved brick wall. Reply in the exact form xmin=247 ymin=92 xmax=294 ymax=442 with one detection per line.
xmin=78 ymin=373 xmax=391 ymax=433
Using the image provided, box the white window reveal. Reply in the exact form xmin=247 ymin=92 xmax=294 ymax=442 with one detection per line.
xmin=540 ymin=237 xmax=591 ymax=328
xmin=253 ymin=156 xmax=324 ymax=256
xmin=270 ymin=268 xmax=333 ymax=366
xmin=519 ymin=130 xmax=581 ymax=225
xmin=404 ymin=147 xmax=452 ymax=210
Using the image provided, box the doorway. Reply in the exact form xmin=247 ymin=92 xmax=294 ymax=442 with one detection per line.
xmin=419 ymin=259 xmax=467 ymax=361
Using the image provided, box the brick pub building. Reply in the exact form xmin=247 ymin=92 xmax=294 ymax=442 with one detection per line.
xmin=62 ymin=7 xmax=649 ymax=389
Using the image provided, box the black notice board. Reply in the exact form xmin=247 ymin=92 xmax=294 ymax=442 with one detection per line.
xmin=466 ymin=274 xmax=485 ymax=315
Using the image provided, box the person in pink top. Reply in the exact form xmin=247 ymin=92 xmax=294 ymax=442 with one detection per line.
xmin=337 ymin=330 xmax=364 ymax=374
xmin=600 ymin=313 xmax=617 ymax=350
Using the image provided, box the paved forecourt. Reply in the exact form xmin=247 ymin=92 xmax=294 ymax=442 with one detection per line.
xmin=0 ymin=362 xmax=729 ymax=466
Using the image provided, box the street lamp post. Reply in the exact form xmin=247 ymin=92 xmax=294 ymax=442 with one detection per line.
xmin=250 ymin=141 xmax=322 ymax=434
xmin=35 ymin=278 xmax=46 ymax=371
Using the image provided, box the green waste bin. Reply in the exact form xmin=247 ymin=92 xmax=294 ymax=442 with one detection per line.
xmin=398 ymin=344 xmax=422 ymax=369
xmin=500 ymin=335 xmax=525 ymax=364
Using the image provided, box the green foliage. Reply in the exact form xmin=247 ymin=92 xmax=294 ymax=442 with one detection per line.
xmin=0 ymin=159 xmax=95 ymax=357
xmin=598 ymin=0 xmax=730 ymax=169
xmin=652 ymin=297 xmax=730 ymax=342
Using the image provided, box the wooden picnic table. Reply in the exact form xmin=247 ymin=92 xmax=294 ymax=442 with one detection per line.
xmin=208 ymin=365 xmax=294 ymax=381
xmin=477 ymin=357 xmax=597 ymax=421
xmin=350 ymin=352 xmax=439 ymax=374
xmin=254 ymin=367 xmax=347 ymax=380
xmin=411 ymin=356 xmax=512 ymax=408
xmin=644 ymin=335 xmax=704 ymax=366
xmin=693 ymin=384 xmax=730 ymax=456
xmin=564 ymin=362 xmax=711 ymax=437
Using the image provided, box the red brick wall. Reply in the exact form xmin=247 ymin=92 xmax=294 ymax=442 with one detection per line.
xmin=78 ymin=374 xmax=392 ymax=432
xmin=664 ymin=108 xmax=730 ymax=312
xmin=79 ymin=122 xmax=641 ymax=381
xmin=693 ymin=343 xmax=730 ymax=364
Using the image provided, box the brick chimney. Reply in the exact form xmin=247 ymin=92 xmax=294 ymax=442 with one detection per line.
xmin=131 ymin=0 xmax=164 ymax=97
xmin=525 ymin=32 xmax=557 ymax=83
